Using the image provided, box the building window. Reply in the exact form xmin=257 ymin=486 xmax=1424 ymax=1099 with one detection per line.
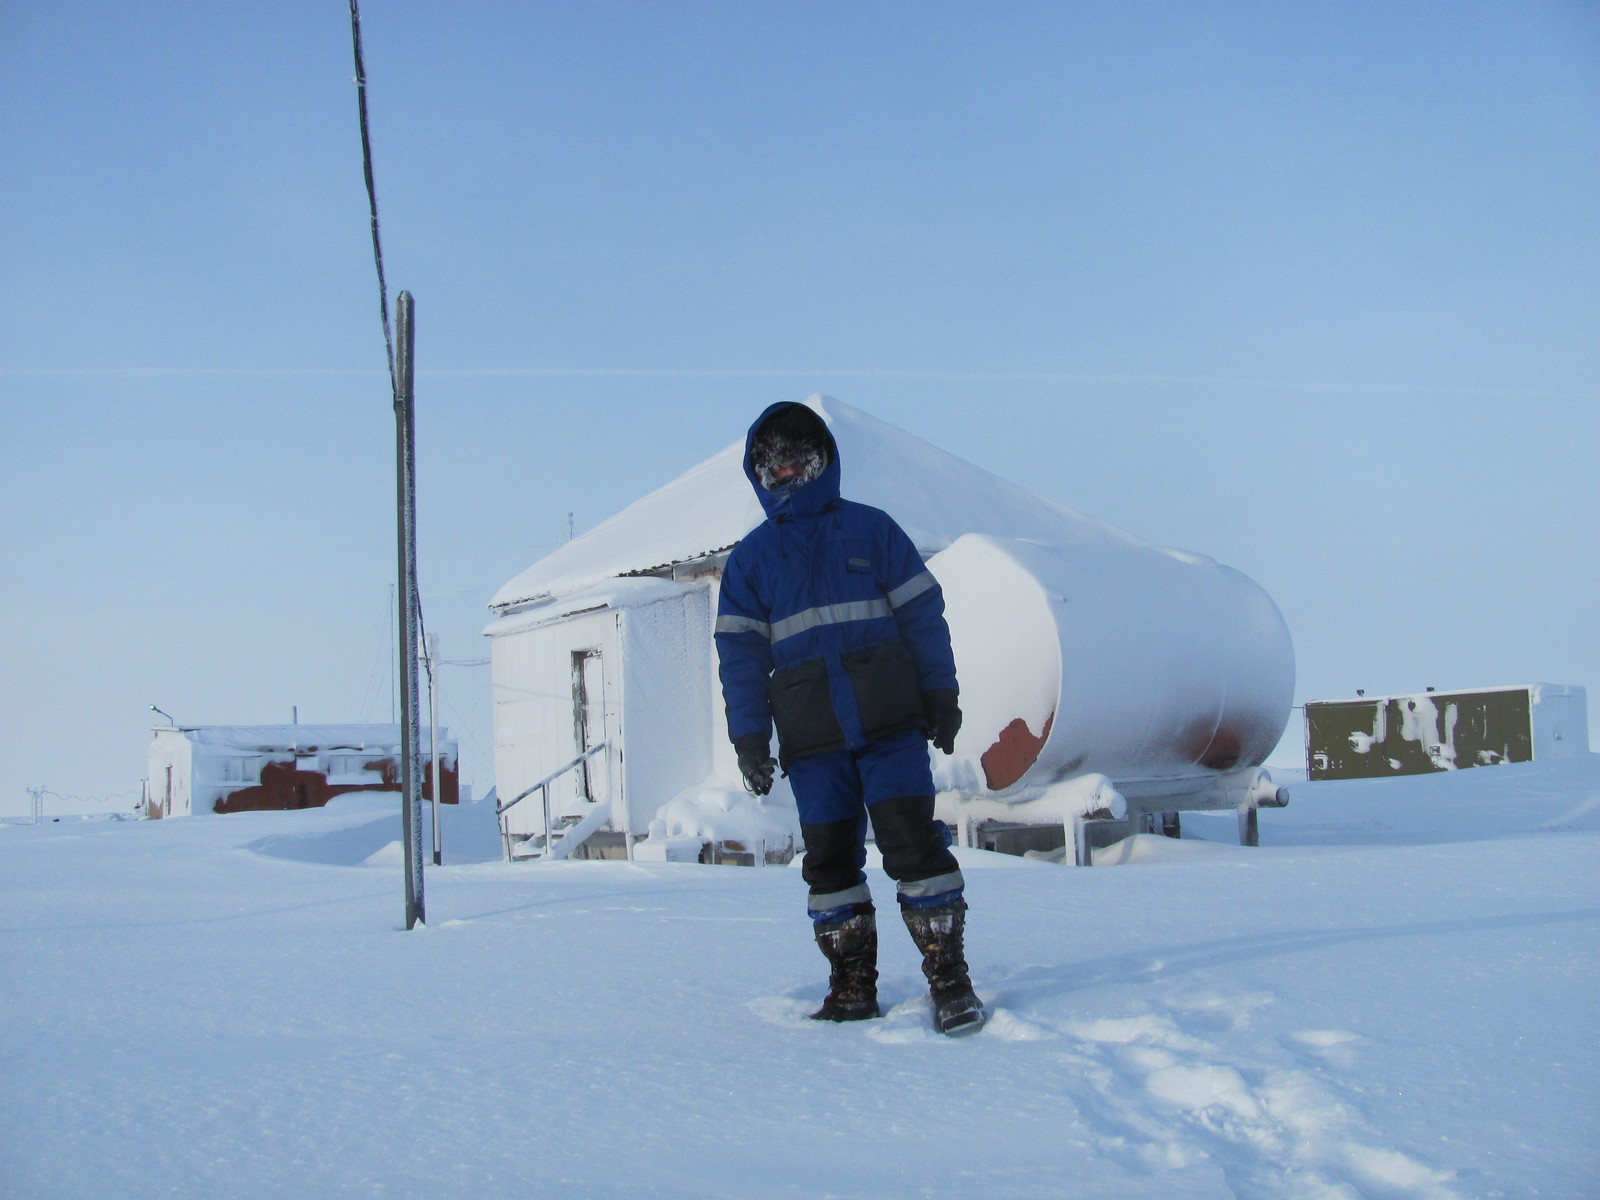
xmin=327 ymin=755 xmax=366 ymax=779
xmin=220 ymin=757 xmax=254 ymax=783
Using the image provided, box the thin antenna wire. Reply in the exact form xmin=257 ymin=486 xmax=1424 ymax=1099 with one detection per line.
xmin=351 ymin=5 xmax=423 ymax=724
xmin=348 ymin=0 xmax=397 ymax=400
xmin=348 ymin=4 xmax=427 ymax=927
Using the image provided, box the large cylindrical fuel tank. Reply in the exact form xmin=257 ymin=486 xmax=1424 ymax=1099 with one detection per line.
xmin=928 ymin=533 xmax=1295 ymax=794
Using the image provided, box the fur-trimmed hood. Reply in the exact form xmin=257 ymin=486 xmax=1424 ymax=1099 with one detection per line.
xmin=742 ymin=401 xmax=842 ymax=521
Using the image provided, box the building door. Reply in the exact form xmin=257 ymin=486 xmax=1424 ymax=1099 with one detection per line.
xmin=572 ymin=649 xmax=610 ymax=804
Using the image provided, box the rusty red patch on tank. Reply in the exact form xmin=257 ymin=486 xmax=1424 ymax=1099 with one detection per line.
xmin=981 ymin=712 xmax=1054 ymax=791
xmin=1178 ymin=718 xmax=1222 ymax=769
xmin=1181 ymin=712 xmax=1279 ymax=772
xmin=1178 ymin=719 xmax=1246 ymax=771
xmin=1197 ymin=727 xmax=1243 ymax=771
xmin=1229 ymin=715 xmax=1278 ymax=769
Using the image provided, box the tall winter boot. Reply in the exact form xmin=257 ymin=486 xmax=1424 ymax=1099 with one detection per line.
xmin=901 ymin=899 xmax=986 ymax=1036
xmin=810 ymin=906 xmax=881 ymax=1022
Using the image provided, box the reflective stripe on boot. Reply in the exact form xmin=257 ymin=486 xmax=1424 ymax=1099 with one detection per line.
xmin=810 ymin=907 xmax=881 ymax=1022
xmin=900 ymin=898 xmax=986 ymax=1036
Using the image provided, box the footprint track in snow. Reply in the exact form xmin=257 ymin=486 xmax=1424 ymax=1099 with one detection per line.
xmin=1050 ymin=1001 xmax=1461 ymax=1199
xmin=750 ymin=975 xmax=1460 ymax=1198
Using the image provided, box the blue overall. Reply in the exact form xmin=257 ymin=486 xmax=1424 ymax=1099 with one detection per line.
xmin=715 ymin=402 xmax=964 ymax=921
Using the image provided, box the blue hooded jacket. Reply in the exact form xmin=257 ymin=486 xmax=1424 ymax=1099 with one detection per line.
xmin=715 ymin=402 xmax=959 ymax=764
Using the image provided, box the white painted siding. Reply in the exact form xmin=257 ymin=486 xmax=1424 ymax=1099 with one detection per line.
xmin=1532 ymin=684 xmax=1590 ymax=759
xmin=146 ymin=729 xmax=194 ymax=818
xmin=490 ymin=608 xmax=623 ymax=840
xmin=486 ymin=583 xmax=729 ymax=844
xmin=616 ymin=586 xmax=715 ymax=832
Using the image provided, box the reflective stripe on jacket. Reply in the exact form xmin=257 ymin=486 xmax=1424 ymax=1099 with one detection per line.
xmin=715 ymin=402 xmax=959 ymax=764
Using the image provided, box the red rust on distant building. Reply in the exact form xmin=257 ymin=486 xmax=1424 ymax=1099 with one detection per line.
xmin=212 ymin=758 xmax=459 ymax=815
xmin=980 ymin=712 xmax=1055 ymax=791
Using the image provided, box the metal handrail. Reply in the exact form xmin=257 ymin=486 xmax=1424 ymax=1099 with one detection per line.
xmin=495 ymin=743 xmax=608 ymax=863
xmin=495 ymin=744 xmax=607 ymax=816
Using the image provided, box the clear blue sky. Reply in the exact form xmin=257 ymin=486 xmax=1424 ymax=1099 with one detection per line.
xmin=2 ymin=1 xmax=1596 ymax=815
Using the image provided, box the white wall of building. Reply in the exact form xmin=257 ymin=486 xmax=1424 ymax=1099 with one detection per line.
xmin=489 ymin=605 xmax=622 ymax=840
xmin=147 ymin=728 xmax=193 ymax=817
xmin=487 ymin=580 xmax=726 ymax=843
xmin=1532 ymin=684 xmax=1590 ymax=759
xmin=617 ymin=584 xmax=715 ymax=829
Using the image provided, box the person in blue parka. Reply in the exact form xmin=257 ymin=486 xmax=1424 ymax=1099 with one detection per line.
xmin=715 ymin=401 xmax=985 ymax=1036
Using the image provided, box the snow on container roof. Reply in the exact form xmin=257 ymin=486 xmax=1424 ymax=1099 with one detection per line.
xmin=483 ymin=577 xmax=698 ymax=638
xmin=489 ymin=394 xmax=1145 ymax=612
xmin=1309 ymin=683 xmax=1584 ymax=706
xmin=162 ymin=725 xmax=451 ymax=753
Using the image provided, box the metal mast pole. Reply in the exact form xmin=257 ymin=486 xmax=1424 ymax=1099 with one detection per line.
xmin=394 ymin=290 xmax=425 ymax=928
xmin=428 ymin=633 xmax=443 ymax=866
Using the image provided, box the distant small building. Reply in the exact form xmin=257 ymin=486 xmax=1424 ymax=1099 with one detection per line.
xmin=1305 ymin=684 xmax=1589 ymax=781
xmin=145 ymin=724 xmax=459 ymax=818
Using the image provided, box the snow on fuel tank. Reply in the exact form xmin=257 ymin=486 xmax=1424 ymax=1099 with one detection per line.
xmin=929 ymin=533 xmax=1295 ymax=795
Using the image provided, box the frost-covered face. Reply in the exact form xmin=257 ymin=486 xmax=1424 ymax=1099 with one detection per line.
xmin=752 ymin=433 xmax=827 ymax=491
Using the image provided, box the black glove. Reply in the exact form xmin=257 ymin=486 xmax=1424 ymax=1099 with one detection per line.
xmin=733 ymin=733 xmax=776 ymax=796
xmin=923 ymin=689 xmax=962 ymax=756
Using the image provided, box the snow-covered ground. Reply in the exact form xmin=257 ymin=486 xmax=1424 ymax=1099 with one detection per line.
xmin=3 ymin=757 xmax=1597 ymax=1200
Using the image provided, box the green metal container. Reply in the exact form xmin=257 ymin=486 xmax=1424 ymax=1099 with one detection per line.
xmin=1305 ymin=684 xmax=1589 ymax=781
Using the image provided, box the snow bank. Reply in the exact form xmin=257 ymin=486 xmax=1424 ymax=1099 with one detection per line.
xmin=1265 ymin=752 xmax=1600 ymax=843
xmin=243 ymin=793 xmax=508 ymax=868
xmin=3 ymin=766 xmax=1596 ymax=1199
xmin=2 ymin=760 xmax=1596 ymax=1199
xmin=640 ymin=783 xmax=801 ymax=863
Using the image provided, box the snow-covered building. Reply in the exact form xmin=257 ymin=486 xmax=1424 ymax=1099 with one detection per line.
xmin=145 ymin=724 xmax=459 ymax=818
xmin=485 ymin=396 xmax=1294 ymax=865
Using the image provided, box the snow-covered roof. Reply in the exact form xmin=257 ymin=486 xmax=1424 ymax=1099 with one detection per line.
xmin=490 ymin=394 xmax=1144 ymax=612
xmin=1309 ymin=684 xmax=1584 ymax=705
xmin=156 ymin=725 xmax=453 ymax=753
xmin=483 ymin=577 xmax=698 ymax=638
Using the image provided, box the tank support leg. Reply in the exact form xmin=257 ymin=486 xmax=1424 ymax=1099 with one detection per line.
xmin=1237 ymin=802 xmax=1259 ymax=847
xmin=1073 ymin=816 xmax=1094 ymax=866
